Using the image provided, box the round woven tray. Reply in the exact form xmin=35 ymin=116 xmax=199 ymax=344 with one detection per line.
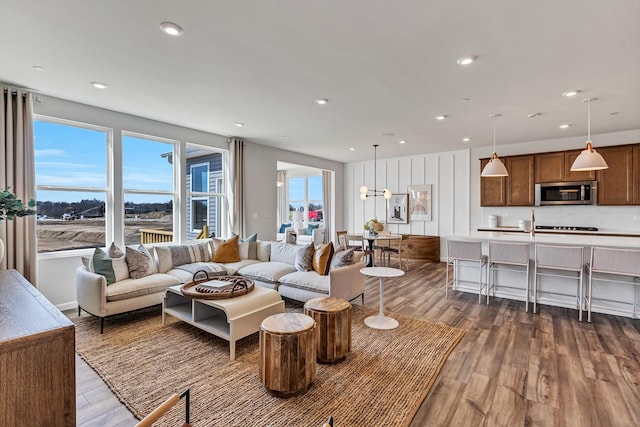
xmin=181 ymin=271 xmax=255 ymax=300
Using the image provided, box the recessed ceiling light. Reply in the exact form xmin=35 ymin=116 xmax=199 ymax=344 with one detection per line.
xmin=32 ymin=65 xmax=45 ymax=71
xmin=349 ymin=147 xmax=355 ymax=151
xmin=160 ymin=22 xmax=184 ymax=36
xmin=90 ymin=81 xmax=108 ymax=89
xmin=399 ymin=140 xmax=406 ymax=144
xmin=315 ymin=98 xmax=328 ymax=105
xmin=562 ymin=90 xmax=580 ymax=97
xmin=559 ymin=123 xmax=571 ymax=129
xmin=382 ymin=132 xmax=395 ymax=137
xmin=234 ymin=122 xmax=244 ymax=127
xmin=434 ymin=115 xmax=448 ymax=121
xmin=609 ymin=112 xmax=620 ymax=116
xmin=460 ymin=98 xmax=471 ymax=103
xmin=527 ymin=113 xmax=541 ymax=118
xmin=456 ymin=55 xmax=477 ymax=66
xmin=462 ymin=137 xmax=472 ymax=142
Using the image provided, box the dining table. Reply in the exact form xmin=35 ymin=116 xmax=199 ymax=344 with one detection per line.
xmin=346 ymin=233 xmax=402 ymax=267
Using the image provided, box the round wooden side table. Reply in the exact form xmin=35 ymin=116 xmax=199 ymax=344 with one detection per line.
xmin=259 ymin=313 xmax=316 ymax=397
xmin=304 ymin=297 xmax=352 ymax=363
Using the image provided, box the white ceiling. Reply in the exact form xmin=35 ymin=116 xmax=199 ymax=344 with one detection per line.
xmin=1 ymin=0 xmax=638 ymax=162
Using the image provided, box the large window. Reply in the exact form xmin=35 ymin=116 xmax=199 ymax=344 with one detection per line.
xmin=288 ymin=174 xmax=323 ymax=225
xmin=122 ymin=133 xmax=176 ymax=246
xmin=34 ymin=116 xmax=228 ymax=253
xmin=34 ymin=118 xmax=109 ymax=253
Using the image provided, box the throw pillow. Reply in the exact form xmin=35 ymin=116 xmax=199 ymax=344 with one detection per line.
xmin=237 ymin=241 xmax=257 ymax=260
xmin=230 ymin=232 xmax=258 ymax=242
xmin=155 ymin=242 xmax=211 ymax=273
xmin=307 ymin=223 xmax=321 ymax=236
xmin=278 ymin=223 xmax=291 ymax=233
xmin=212 ymin=235 xmax=241 ymax=263
xmin=312 ymin=242 xmax=335 ymax=276
xmin=126 ymin=245 xmax=156 ymax=279
xmin=330 ymin=248 xmax=355 ymax=269
xmin=270 ymin=241 xmax=299 ymax=264
xmin=294 ymin=244 xmax=315 ymax=272
xmin=92 ymin=245 xmax=130 ymax=285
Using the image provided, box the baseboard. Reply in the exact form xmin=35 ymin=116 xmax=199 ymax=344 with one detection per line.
xmin=56 ymin=301 xmax=78 ymax=312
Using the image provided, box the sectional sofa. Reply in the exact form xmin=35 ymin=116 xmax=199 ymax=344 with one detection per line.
xmin=76 ymin=239 xmax=365 ymax=332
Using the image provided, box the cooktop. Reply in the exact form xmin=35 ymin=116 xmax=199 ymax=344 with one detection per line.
xmin=535 ymin=225 xmax=599 ymax=231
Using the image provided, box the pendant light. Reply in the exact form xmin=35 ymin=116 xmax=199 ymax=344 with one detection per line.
xmin=359 ymin=144 xmax=392 ymax=205
xmin=481 ymin=114 xmax=509 ymax=177
xmin=570 ymin=98 xmax=609 ymax=171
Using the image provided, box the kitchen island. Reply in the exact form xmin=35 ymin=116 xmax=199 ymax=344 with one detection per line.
xmin=445 ymin=231 xmax=640 ymax=319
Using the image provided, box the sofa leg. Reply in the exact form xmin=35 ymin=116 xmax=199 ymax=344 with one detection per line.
xmin=361 ymin=293 xmax=365 ymax=305
xmin=100 ymin=317 xmax=104 ymax=334
xmin=78 ymin=306 xmax=81 ymax=316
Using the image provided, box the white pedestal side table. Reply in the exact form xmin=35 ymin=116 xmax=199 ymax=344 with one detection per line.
xmin=360 ymin=266 xmax=405 ymax=329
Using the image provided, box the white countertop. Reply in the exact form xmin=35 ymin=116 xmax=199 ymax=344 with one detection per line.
xmin=450 ymin=231 xmax=640 ymax=248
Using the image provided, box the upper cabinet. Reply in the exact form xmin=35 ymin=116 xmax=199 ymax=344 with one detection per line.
xmin=480 ymin=155 xmax=534 ymax=206
xmin=506 ymin=155 xmax=535 ymax=206
xmin=480 ymin=158 xmax=506 ymax=206
xmin=481 ymin=143 xmax=640 ymax=207
xmin=597 ymin=145 xmax=634 ymax=205
xmin=535 ymin=151 xmax=595 ymax=182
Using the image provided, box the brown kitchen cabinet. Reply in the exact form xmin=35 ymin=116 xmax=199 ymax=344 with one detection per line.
xmin=597 ymin=145 xmax=634 ymax=205
xmin=506 ymin=155 xmax=535 ymax=205
xmin=634 ymin=145 xmax=640 ymax=204
xmin=535 ymin=151 xmax=595 ymax=182
xmin=480 ymin=158 xmax=506 ymax=206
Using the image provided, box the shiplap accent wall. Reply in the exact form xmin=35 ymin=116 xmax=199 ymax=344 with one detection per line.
xmin=344 ymin=149 xmax=470 ymax=257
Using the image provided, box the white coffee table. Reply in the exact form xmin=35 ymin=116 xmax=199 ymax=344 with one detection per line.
xmin=163 ymin=284 xmax=285 ymax=360
xmin=360 ymin=266 xmax=405 ymax=329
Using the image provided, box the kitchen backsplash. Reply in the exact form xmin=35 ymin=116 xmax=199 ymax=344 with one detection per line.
xmin=479 ymin=205 xmax=640 ymax=233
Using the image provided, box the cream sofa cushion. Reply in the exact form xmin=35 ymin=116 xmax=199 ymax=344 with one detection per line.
xmin=237 ymin=261 xmax=295 ymax=284
xmin=106 ymin=273 xmax=180 ymax=302
xmin=256 ymin=241 xmax=271 ymax=262
xmin=269 ymin=242 xmax=298 ymax=264
xmin=278 ymin=271 xmax=330 ymax=294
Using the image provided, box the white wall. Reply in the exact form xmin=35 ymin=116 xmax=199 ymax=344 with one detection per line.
xmin=344 ymin=149 xmax=471 ymax=259
xmin=470 ymin=129 xmax=640 ymax=233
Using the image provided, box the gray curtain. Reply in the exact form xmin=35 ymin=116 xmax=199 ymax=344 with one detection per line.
xmin=322 ymin=170 xmax=332 ymax=244
xmin=1 ymin=86 xmax=37 ymax=282
xmin=228 ymin=137 xmax=245 ymax=237
xmin=276 ymin=170 xmax=287 ymax=227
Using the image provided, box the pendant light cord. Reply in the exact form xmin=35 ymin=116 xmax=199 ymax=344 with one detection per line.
xmin=493 ymin=116 xmax=496 ymax=153
xmin=587 ymin=98 xmax=591 ymax=141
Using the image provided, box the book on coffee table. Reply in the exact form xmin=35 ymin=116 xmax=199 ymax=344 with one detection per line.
xmin=197 ymin=280 xmax=234 ymax=289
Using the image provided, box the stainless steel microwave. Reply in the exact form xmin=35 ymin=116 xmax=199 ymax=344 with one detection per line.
xmin=535 ymin=181 xmax=597 ymax=206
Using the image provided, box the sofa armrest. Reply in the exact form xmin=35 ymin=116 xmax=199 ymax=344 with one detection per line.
xmin=76 ymin=266 xmax=108 ymax=317
xmin=328 ymin=260 xmax=365 ymax=302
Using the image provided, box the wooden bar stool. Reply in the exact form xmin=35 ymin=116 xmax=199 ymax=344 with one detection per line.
xmin=304 ymin=297 xmax=352 ymax=363
xmin=259 ymin=313 xmax=316 ymax=397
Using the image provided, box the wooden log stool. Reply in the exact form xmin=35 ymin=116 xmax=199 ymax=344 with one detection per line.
xmin=259 ymin=313 xmax=316 ymax=397
xmin=304 ymin=297 xmax=352 ymax=364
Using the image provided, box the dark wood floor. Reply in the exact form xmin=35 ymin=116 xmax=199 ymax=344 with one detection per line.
xmin=73 ymin=261 xmax=640 ymax=426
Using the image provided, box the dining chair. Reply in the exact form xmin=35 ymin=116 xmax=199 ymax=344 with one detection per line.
xmin=381 ymin=234 xmax=411 ymax=270
xmin=374 ymin=230 xmax=392 ymax=265
xmin=335 ymin=230 xmax=348 ymax=250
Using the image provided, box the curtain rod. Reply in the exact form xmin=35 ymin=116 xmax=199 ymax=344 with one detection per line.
xmin=2 ymin=85 xmax=32 ymax=97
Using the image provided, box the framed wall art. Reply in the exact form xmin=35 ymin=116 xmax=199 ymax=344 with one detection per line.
xmin=408 ymin=184 xmax=432 ymax=221
xmin=386 ymin=193 xmax=409 ymax=224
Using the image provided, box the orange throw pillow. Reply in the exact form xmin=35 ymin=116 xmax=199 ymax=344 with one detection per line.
xmin=212 ymin=235 xmax=240 ymax=263
xmin=312 ymin=242 xmax=334 ymax=276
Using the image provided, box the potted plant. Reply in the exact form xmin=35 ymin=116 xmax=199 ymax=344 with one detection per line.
xmin=0 ymin=188 xmax=36 ymax=263
xmin=364 ymin=218 xmax=384 ymax=236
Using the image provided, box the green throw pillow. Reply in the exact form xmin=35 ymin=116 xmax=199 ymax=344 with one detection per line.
xmin=92 ymin=244 xmax=129 ymax=286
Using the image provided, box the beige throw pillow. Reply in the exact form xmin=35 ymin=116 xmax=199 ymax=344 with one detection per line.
xmin=126 ymin=245 xmax=156 ymax=279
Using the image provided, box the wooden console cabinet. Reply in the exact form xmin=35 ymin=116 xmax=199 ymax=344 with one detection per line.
xmin=406 ymin=235 xmax=440 ymax=262
xmin=0 ymin=270 xmax=76 ymax=426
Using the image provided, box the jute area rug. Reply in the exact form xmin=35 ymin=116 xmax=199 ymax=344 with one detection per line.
xmin=74 ymin=304 xmax=465 ymax=427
